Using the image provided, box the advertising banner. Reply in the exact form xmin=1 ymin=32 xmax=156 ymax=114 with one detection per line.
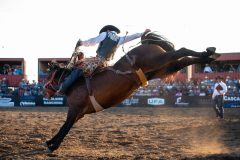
xmin=121 ymin=96 xmax=167 ymax=107
xmin=175 ymin=96 xmax=189 ymax=106
xmin=19 ymin=96 xmax=36 ymax=107
xmin=41 ymin=96 xmax=66 ymax=106
xmin=0 ymin=96 xmax=15 ymax=107
xmin=0 ymin=94 xmax=239 ymax=108
xmin=122 ymin=97 xmax=140 ymax=106
xmin=147 ymin=97 xmax=165 ymax=106
xmin=224 ymin=95 xmax=240 ymax=108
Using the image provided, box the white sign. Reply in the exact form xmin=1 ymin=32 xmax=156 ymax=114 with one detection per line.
xmin=224 ymin=96 xmax=240 ymax=101
xmin=20 ymin=101 xmax=36 ymax=107
xmin=147 ymin=98 xmax=165 ymax=105
xmin=0 ymin=97 xmax=14 ymax=107
xmin=122 ymin=98 xmax=139 ymax=105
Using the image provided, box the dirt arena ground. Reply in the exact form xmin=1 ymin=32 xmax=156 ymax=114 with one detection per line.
xmin=0 ymin=106 xmax=240 ymax=160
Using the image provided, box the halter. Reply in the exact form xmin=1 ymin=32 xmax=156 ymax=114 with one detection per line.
xmin=44 ymin=69 xmax=67 ymax=95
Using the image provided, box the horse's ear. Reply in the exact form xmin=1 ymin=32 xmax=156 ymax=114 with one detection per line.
xmin=48 ymin=61 xmax=60 ymax=72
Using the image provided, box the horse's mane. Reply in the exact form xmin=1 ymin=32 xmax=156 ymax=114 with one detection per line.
xmin=141 ymin=31 xmax=175 ymax=52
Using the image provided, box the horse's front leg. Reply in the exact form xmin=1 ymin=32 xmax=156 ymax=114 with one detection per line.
xmin=45 ymin=107 xmax=82 ymax=152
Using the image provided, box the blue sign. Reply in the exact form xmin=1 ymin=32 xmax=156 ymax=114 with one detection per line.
xmin=224 ymin=95 xmax=240 ymax=108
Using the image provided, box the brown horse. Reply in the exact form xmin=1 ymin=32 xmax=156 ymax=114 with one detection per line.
xmin=43 ymin=32 xmax=219 ymax=152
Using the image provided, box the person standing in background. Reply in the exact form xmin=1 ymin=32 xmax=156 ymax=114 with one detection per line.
xmin=212 ymin=76 xmax=228 ymax=119
xmin=203 ymin=64 xmax=213 ymax=73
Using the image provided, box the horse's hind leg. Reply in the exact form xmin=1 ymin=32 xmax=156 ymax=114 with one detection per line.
xmin=45 ymin=107 xmax=82 ymax=152
xmin=173 ymin=47 xmax=216 ymax=59
xmin=167 ymin=56 xmax=215 ymax=73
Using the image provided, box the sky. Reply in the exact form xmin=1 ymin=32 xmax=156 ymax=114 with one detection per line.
xmin=0 ymin=0 xmax=240 ymax=81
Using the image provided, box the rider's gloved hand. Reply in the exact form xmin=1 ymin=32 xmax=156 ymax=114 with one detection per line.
xmin=75 ymin=39 xmax=82 ymax=50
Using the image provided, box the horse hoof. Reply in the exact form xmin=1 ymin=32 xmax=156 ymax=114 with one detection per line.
xmin=43 ymin=142 xmax=48 ymax=147
xmin=206 ymin=47 xmax=216 ymax=54
xmin=46 ymin=148 xmax=53 ymax=153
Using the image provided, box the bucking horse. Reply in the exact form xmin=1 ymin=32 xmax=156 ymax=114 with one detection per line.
xmin=43 ymin=31 xmax=220 ymax=152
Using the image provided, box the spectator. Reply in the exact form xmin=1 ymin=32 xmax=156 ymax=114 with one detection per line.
xmin=3 ymin=64 xmax=10 ymax=75
xmin=13 ymin=66 xmax=22 ymax=75
xmin=203 ymin=64 xmax=213 ymax=73
xmin=30 ymin=80 xmax=39 ymax=96
xmin=0 ymin=77 xmax=9 ymax=95
xmin=229 ymin=64 xmax=236 ymax=72
xmin=175 ymin=90 xmax=182 ymax=97
xmin=236 ymin=80 xmax=240 ymax=93
xmin=18 ymin=78 xmax=27 ymax=96
xmin=236 ymin=64 xmax=240 ymax=72
xmin=212 ymin=76 xmax=228 ymax=119
xmin=8 ymin=66 xmax=14 ymax=75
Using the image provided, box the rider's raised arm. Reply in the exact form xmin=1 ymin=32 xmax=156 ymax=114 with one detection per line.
xmin=80 ymin=32 xmax=107 ymax=47
xmin=117 ymin=32 xmax=144 ymax=46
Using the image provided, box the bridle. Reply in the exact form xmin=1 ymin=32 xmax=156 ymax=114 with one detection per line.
xmin=43 ymin=69 xmax=67 ymax=95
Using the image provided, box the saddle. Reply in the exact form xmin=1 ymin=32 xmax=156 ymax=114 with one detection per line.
xmin=75 ymin=56 xmax=108 ymax=77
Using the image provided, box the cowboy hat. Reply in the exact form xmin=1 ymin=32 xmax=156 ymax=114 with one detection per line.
xmin=99 ymin=25 xmax=120 ymax=34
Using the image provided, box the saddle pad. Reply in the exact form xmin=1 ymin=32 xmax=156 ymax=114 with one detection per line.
xmin=77 ymin=56 xmax=107 ymax=76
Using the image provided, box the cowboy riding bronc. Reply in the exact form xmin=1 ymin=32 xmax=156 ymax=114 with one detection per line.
xmin=56 ymin=25 xmax=151 ymax=95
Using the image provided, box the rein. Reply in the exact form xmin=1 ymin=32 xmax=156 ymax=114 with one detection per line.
xmin=58 ymin=69 xmax=67 ymax=85
xmin=44 ymin=69 xmax=67 ymax=94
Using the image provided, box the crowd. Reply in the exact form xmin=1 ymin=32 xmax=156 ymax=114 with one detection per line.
xmin=0 ymin=77 xmax=9 ymax=96
xmin=0 ymin=78 xmax=45 ymax=97
xmin=134 ymin=77 xmax=240 ymax=97
xmin=0 ymin=76 xmax=240 ymax=98
xmin=202 ymin=64 xmax=240 ymax=73
xmin=18 ymin=79 xmax=45 ymax=96
xmin=0 ymin=64 xmax=22 ymax=75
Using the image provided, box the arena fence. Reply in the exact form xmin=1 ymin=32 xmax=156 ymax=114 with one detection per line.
xmin=0 ymin=94 xmax=239 ymax=108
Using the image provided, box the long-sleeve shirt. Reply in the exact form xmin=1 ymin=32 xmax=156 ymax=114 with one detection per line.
xmin=80 ymin=31 xmax=144 ymax=47
xmin=212 ymin=81 xmax=228 ymax=99
xmin=68 ymin=31 xmax=144 ymax=69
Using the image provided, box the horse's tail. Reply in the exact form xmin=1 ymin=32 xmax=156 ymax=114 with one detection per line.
xmin=141 ymin=31 xmax=175 ymax=52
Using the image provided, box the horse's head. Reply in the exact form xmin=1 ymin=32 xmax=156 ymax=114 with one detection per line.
xmin=43 ymin=61 xmax=69 ymax=98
